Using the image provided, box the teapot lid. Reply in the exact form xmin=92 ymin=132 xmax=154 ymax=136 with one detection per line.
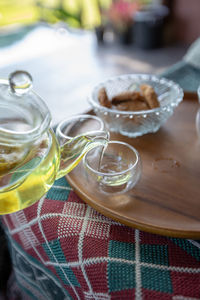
xmin=0 ymin=70 xmax=51 ymax=145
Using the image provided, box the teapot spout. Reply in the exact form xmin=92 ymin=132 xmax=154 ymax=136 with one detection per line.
xmin=56 ymin=130 xmax=109 ymax=180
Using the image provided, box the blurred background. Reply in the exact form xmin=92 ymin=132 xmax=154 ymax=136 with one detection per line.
xmin=0 ymin=0 xmax=200 ymax=124
xmin=1 ymin=0 xmax=200 ymax=45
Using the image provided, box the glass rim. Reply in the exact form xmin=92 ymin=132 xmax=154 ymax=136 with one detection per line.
xmin=56 ymin=114 xmax=105 ymax=139
xmin=83 ymin=140 xmax=141 ymax=177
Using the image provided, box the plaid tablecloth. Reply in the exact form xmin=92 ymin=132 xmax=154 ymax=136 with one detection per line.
xmin=1 ymin=177 xmax=200 ymax=300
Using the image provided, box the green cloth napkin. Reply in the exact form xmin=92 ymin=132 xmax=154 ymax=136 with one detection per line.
xmin=161 ymin=61 xmax=200 ymax=92
xmin=162 ymin=37 xmax=200 ymax=92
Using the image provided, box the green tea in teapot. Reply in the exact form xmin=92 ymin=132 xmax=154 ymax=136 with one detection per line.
xmin=0 ymin=71 xmax=109 ymax=215
xmin=0 ymin=131 xmax=58 ymax=214
xmin=0 ymin=130 xmax=108 ymax=214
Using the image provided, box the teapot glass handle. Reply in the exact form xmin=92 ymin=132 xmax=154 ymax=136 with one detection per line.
xmin=55 ymin=131 xmax=109 ymax=180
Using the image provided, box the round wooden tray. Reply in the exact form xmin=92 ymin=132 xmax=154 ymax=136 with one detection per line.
xmin=66 ymin=93 xmax=200 ymax=238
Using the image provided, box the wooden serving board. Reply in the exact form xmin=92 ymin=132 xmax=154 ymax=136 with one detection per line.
xmin=66 ymin=93 xmax=200 ymax=238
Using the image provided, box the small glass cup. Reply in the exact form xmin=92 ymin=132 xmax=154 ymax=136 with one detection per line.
xmin=198 ymin=86 xmax=200 ymax=104
xmin=83 ymin=141 xmax=142 ymax=194
xmin=196 ymin=109 xmax=200 ymax=139
xmin=196 ymin=87 xmax=200 ymax=139
xmin=56 ymin=114 xmax=105 ymax=143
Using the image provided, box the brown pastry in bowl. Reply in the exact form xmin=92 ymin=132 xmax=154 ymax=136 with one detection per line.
xmin=140 ymin=84 xmax=160 ymax=109
xmin=113 ymin=99 xmax=149 ymax=111
xmin=98 ymin=85 xmax=160 ymax=111
xmin=98 ymin=87 xmax=111 ymax=108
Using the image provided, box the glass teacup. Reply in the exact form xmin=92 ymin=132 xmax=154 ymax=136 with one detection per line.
xmin=83 ymin=141 xmax=142 ymax=194
xmin=196 ymin=86 xmax=200 ymax=139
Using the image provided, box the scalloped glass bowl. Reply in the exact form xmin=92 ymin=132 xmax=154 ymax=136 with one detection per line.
xmin=88 ymin=74 xmax=184 ymax=137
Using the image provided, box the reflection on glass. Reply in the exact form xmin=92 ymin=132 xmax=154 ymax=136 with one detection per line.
xmin=196 ymin=108 xmax=200 ymax=139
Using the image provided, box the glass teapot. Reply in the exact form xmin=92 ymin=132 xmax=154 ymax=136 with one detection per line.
xmin=0 ymin=71 xmax=108 ymax=215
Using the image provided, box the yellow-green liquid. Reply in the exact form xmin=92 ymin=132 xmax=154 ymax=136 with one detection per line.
xmin=0 ymin=130 xmax=108 ymax=215
xmin=0 ymin=131 xmax=60 ymax=214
